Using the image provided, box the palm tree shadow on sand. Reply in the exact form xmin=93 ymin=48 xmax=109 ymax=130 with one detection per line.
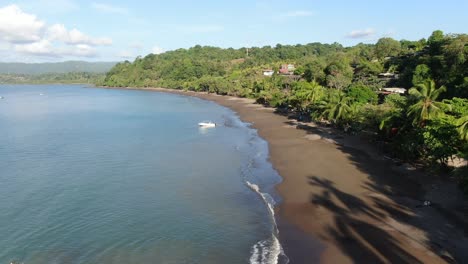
xmin=306 ymin=141 xmax=467 ymax=263
xmin=309 ymin=176 xmax=423 ymax=263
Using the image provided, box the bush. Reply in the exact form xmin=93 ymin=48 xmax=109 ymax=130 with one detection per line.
xmin=360 ymin=104 xmax=394 ymax=130
xmin=422 ymin=118 xmax=462 ymax=164
xmin=389 ymin=117 xmax=462 ymax=164
xmin=384 ymin=93 xmax=407 ymax=108
xmin=391 ymin=127 xmax=425 ymax=161
xmin=346 ymin=85 xmax=378 ymax=105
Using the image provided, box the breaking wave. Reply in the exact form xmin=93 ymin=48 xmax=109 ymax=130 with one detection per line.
xmin=230 ymin=111 xmax=288 ymax=264
xmin=246 ymin=181 xmax=286 ymax=264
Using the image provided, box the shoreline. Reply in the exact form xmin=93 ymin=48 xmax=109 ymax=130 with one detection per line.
xmin=98 ymin=86 xmax=467 ymax=263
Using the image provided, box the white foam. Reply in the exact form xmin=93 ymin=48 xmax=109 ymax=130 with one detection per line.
xmin=237 ymin=125 xmax=288 ymax=263
xmin=250 ymin=240 xmax=261 ymax=263
xmin=246 ymin=182 xmax=276 ymax=224
xmin=249 ymin=236 xmax=281 ymax=264
xmin=246 ymin=181 xmax=287 ymax=264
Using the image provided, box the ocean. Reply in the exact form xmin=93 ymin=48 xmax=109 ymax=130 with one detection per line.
xmin=0 ymin=85 xmax=287 ymax=264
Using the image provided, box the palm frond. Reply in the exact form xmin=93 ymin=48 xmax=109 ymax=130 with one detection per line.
xmin=431 ymin=85 xmax=446 ymax=100
xmin=409 ymin=88 xmax=423 ymax=98
xmin=457 ymin=115 xmax=468 ymax=140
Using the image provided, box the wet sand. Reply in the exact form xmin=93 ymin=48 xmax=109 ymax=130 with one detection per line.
xmin=103 ymin=87 xmax=468 ymax=263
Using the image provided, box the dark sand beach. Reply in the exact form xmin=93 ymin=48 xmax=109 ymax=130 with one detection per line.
xmin=106 ymin=87 xmax=468 ymax=263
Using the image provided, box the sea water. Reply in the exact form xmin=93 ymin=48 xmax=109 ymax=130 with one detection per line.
xmin=0 ymin=85 xmax=287 ymax=264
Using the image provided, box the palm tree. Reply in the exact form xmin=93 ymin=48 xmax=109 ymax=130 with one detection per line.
xmin=303 ymin=81 xmax=324 ymax=104
xmin=320 ymin=91 xmax=352 ymax=123
xmin=457 ymin=115 xmax=468 ymax=140
xmin=408 ymin=79 xmax=447 ymax=125
xmin=290 ymin=81 xmax=323 ymax=112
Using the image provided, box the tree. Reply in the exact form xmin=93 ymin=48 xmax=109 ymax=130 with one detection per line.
xmin=303 ymin=60 xmax=326 ymax=83
xmin=319 ymin=91 xmax=352 ymax=123
xmin=378 ymin=94 xmax=408 ymax=131
xmin=412 ymin=64 xmax=431 ymax=86
xmin=422 ymin=118 xmax=462 ymax=164
xmin=444 ymin=34 xmax=468 ymax=66
xmin=354 ymin=60 xmax=383 ymax=78
xmin=324 ymin=59 xmax=353 ymax=89
xmin=375 ymin=37 xmax=401 ymax=59
xmin=289 ymin=81 xmax=324 ymax=112
xmin=443 ymin=97 xmax=468 ymax=140
xmin=457 ymin=115 xmax=468 ymax=140
xmin=443 ymin=35 xmax=468 ymax=98
xmin=408 ymin=79 xmax=447 ymax=125
xmin=428 ymin=30 xmax=445 ymax=55
xmin=346 ymin=85 xmax=378 ymax=105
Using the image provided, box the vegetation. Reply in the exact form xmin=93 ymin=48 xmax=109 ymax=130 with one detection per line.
xmin=101 ymin=30 xmax=468 ymax=193
xmin=0 ymin=61 xmax=114 ymax=84
xmin=0 ymin=61 xmax=116 ymax=75
xmin=0 ymin=72 xmax=105 ymax=84
xmin=407 ymin=79 xmax=447 ymax=125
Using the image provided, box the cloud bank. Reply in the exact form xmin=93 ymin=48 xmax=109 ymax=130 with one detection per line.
xmin=0 ymin=4 xmax=112 ymax=59
xmin=0 ymin=5 xmax=45 ymax=43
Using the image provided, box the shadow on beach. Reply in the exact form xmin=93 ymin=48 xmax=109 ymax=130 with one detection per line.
xmin=307 ymin=139 xmax=468 ymax=263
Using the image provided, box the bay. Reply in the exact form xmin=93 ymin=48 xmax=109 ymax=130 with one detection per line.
xmin=0 ymin=85 xmax=283 ymax=264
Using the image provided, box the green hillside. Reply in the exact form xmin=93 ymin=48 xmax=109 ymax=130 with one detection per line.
xmin=102 ymin=30 xmax=468 ymax=190
xmin=0 ymin=61 xmax=117 ymax=75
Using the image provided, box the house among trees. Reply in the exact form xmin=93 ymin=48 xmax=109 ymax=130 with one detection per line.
xmin=379 ymin=87 xmax=407 ymax=94
xmin=279 ymin=64 xmax=295 ymax=75
xmin=378 ymin=72 xmax=399 ymax=79
xmin=262 ymin=69 xmax=274 ymax=76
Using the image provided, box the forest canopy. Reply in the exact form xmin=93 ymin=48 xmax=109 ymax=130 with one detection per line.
xmin=102 ymin=30 xmax=468 ymax=190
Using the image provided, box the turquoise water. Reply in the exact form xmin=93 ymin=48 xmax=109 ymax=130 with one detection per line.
xmin=0 ymin=85 xmax=285 ymax=264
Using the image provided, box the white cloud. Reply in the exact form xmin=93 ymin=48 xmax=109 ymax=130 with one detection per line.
xmin=346 ymin=28 xmax=376 ymax=39
xmin=14 ymin=40 xmax=56 ymax=56
xmin=66 ymin=28 xmax=112 ymax=46
xmin=283 ymin=10 xmax=314 ymax=17
xmin=0 ymin=4 xmax=111 ymax=60
xmin=152 ymin=46 xmax=164 ymax=54
xmin=91 ymin=2 xmax=128 ymax=14
xmin=47 ymin=24 xmax=112 ymax=46
xmin=14 ymin=41 xmax=97 ymax=58
xmin=66 ymin=44 xmax=97 ymax=57
xmin=46 ymin=24 xmax=68 ymax=40
xmin=0 ymin=5 xmax=45 ymax=43
xmin=0 ymin=42 xmax=10 ymax=51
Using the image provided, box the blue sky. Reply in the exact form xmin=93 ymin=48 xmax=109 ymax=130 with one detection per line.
xmin=0 ymin=0 xmax=467 ymax=62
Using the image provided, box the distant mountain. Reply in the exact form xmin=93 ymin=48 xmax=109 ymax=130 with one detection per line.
xmin=0 ymin=61 xmax=118 ymax=75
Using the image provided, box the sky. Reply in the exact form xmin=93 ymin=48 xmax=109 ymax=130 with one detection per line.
xmin=0 ymin=0 xmax=467 ymax=62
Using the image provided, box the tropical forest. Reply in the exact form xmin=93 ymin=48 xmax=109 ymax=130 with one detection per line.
xmin=102 ymin=30 xmax=468 ymax=193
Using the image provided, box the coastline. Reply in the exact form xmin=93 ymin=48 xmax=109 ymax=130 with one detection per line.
xmin=99 ymin=86 xmax=467 ymax=263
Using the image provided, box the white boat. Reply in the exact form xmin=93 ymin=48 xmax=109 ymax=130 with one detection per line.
xmin=198 ymin=121 xmax=216 ymax=128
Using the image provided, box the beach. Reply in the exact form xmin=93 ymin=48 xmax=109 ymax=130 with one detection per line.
xmin=107 ymin=87 xmax=467 ymax=263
